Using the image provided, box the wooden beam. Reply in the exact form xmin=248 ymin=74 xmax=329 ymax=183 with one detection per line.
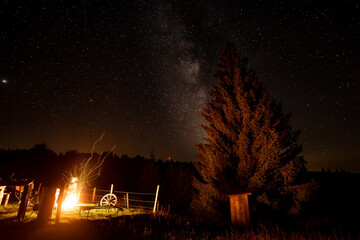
xmin=153 ymin=185 xmax=159 ymax=213
xmin=92 ymin=188 xmax=96 ymax=203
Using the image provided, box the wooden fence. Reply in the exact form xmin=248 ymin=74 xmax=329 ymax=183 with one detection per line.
xmin=80 ymin=184 xmax=160 ymax=213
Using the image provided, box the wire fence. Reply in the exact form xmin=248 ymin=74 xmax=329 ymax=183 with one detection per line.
xmin=79 ymin=185 xmax=159 ymax=212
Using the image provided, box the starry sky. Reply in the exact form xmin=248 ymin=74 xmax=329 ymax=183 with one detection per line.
xmin=0 ymin=0 xmax=359 ymax=172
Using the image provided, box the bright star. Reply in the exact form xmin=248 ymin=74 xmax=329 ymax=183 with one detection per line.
xmin=1 ymin=79 xmax=7 ymax=84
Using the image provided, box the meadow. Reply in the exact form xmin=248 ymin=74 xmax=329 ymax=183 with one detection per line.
xmin=0 ymin=203 xmax=357 ymax=240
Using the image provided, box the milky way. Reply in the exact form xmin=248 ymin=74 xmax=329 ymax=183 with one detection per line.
xmin=0 ymin=0 xmax=359 ymax=171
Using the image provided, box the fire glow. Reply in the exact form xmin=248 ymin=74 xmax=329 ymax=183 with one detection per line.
xmin=62 ymin=193 xmax=78 ymax=210
xmin=62 ymin=177 xmax=79 ymax=210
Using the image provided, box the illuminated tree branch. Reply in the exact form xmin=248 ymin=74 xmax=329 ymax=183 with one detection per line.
xmin=64 ymin=132 xmax=116 ymax=188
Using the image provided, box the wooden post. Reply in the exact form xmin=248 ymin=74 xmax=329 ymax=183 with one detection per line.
xmin=37 ymin=183 xmax=42 ymax=194
xmin=153 ymin=185 xmax=159 ymax=213
xmin=35 ymin=183 xmax=42 ymax=204
xmin=38 ymin=186 xmax=57 ymax=223
xmin=17 ymin=182 xmax=33 ymax=222
xmin=4 ymin=193 xmax=10 ymax=207
xmin=228 ymin=192 xmax=252 ymax=227
xmin=55 ymin=186 xmax=65 ymax=224
xmin=126 ymin=193 xmax=129 ymax=208
xmin=16 ymin=186 xmax=24 ymax=199
xmin=110 ymin=184 xmax=113 ymax=194
xmin=92 ymin=188 xmax=96 ymax=203
xmin=0 ymin=186 xmax=5 ymax=205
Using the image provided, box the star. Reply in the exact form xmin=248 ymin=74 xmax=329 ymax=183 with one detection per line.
xmin=0 ymin=0 xmax=358 ymax=172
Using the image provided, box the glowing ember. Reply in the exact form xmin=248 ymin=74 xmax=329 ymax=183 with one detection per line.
xmin=62 ymin=193 xmax=78 ymax=210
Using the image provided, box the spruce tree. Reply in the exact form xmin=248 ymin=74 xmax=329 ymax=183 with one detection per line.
xmin=192 ymin=43 xmax=311 ymax=220
xmin=138 ymin=151 xmax=160 ymax=193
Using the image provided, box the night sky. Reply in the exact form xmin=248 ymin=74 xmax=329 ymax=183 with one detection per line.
xmin=1 ymin=1 xmax=359 ymax=172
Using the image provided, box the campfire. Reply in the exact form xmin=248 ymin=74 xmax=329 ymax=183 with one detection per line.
xmin=60 ymin=133 xmax=116 ymax=212
xmin=62 ymin=177 xmax=79 ymax=210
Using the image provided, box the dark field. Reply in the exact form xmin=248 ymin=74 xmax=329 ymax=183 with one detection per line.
xmin=1 ymin=150 xmax=359 ymax=239
xmin=1 ymin=212 xmax=359 ymax=240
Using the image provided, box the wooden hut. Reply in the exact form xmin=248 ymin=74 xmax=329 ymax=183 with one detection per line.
xmin=228 ymin=192 xmax=252 ymax=227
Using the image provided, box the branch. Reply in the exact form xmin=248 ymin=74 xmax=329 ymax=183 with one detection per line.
xmin=63 ymin=132 xmax=116 ymax=187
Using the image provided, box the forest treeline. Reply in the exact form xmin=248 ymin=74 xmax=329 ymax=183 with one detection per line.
xmin=0 ymin=143 xmax=193 ymax=215
xmin=0 ymin=144 xmax=359 ymax=225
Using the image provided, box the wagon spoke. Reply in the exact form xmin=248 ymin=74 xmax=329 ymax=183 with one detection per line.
xmin=100 ymin=194 xmax=117 ymax=206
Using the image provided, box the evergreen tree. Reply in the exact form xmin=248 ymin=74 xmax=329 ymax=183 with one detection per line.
xmin=192 ymin=43 xmax=311 ymax=220
xmin=165 ymin=161 xmax=193 ymax=214
xmin=138 ymin=151 xmax=160 ymax=193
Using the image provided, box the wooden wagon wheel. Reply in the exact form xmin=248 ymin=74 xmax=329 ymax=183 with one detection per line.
xmin=100 ymin=193 xmax=117 ymax=206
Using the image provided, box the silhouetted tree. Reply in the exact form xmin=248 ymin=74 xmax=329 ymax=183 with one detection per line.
xmin=138 ymin=151 xmax=160 ymax=193
xmin=165 ymin=161 xmax=193 ymax=214
xmin=192 ymin=43 xmax=312 ymax=220
xmin=30 ymin=143 xmax=59 ymax=184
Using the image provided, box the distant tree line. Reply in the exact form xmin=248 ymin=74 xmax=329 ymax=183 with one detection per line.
xmin=0 ymin=144 xmax=193 ymax=215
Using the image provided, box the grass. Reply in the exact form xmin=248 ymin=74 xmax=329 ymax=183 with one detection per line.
xmin=0 ymin=202 xmax=146 ymax=224
xmin=58 ymin=204 xmax=146 ymax=223
xmin=0 ymin=203 xmax=38 ymax=223
xmin=0 ymin=203 xmax=358 ymax=239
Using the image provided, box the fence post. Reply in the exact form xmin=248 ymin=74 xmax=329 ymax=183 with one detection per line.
xmin=153 ymin=185 xmax=159 ymax=213
xmin=92 ymin=188 xmax=96 ymax=203
xmin=17 ymin=182 xmax=33 ymax=222
xmin=36 ymin=183 xmax=42 ymax=204
xmin=38 ymin=186 xmax=57 ymax=223
xmin=77 ymin=190 xmax=81 ymax=204
xmin=0 ymin=186 xmax=5 ymax=205
xmin=37 ymin=183 xmax=42 ymax=194
xmin=4 ymin=193 xmax=10 ymax=207
xmin=56 ymin=185 xmax=65 ymax=224
xmin=126 ymin=193 xmax=129 ymax=208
